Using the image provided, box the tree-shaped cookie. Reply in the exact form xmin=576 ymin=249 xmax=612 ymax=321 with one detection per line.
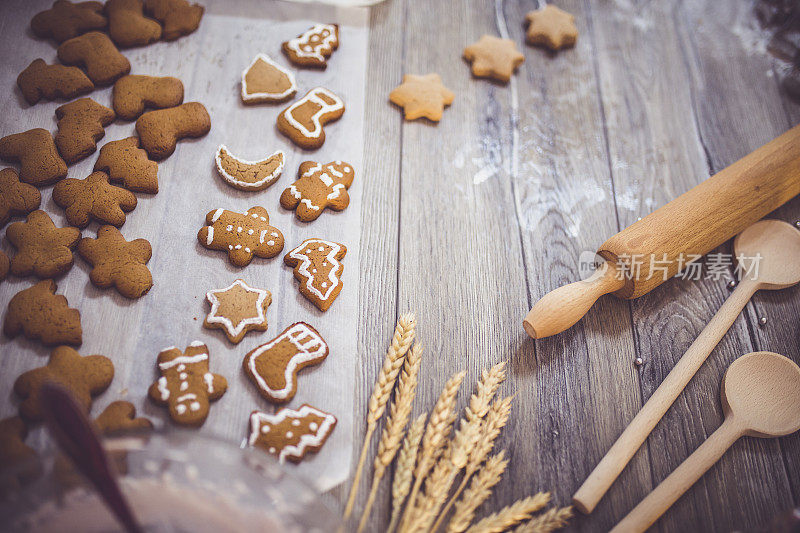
xmin=53 ymin=171 xmax=137 ymax=228
xmin=284 ymin=238 xmax=347 ymax=311
xmin=6 ymin=210 xmax=81 ymax=278
xmin=248 ymin=404 xmax=337 ymax=463
xmin=280 ymin=161 xmax=355 ymax=222
xmin=0 ymin=128 xmax=67 ymax=186
xmin=94 ymin=137 xmax=159 ymax=194
xmin=78 ymin=225 xmax=153 ymax=298
xmin=55 ymin=98 xmax=116 ymax=164
xmin=0 ymin=168 xmax=41 ymax=228
xmin=4 ymin=280 xmax=82 ymax=346
xmin=31 ymin=0 xmax=108 ymax=43
xmin=197 ymin=206 xmax=284 ymax=267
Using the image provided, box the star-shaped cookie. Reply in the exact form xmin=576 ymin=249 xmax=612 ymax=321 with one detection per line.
xmin=525 ymin=5 xmax=578 ymax=51
xmin=463 ymin=35 xmax=525 ymax=83
xmin=204 ymin=279 xmax=271 ymax=344
xmin=389 ymin=73 xmax=454 ymax=122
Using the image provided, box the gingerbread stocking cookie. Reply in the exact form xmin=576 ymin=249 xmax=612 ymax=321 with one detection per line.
xmin=249 ymin=404 xmax=336 ymax=463
xmin=197 ymin=206 xmax=284 ymax=267
xmin=284 ymin=238 xmax=346 ymax=311
xmin=280 ymin=160 xmax=354 ymax=221
xmin=277 ymin=87 xmax=344 ymax=150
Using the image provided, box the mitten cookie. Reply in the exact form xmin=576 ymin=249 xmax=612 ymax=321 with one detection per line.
xmin=0 ymin=129 xmax=67 ymax=187
xmin=143 ymin=0 xmax=203 ymax=41
xmin=0 ymin=417 xmax=40 ymax=484
xmin=463 ymin=35 xmax=524 ymax=83
xmin=113 ymin=75 xmax=184 ymax=121
xmin=55 ymin=98 xmax=116 ymax=164
xmin=243 ymin=322 xmax=328 ymax=403
xmin=31 ymin=0 xmax=107 ymax=43
xmin=57 ymin=31 xmax=131 ymax=86
xmin=78 ymin=225 xmax=152 ymax=298
xmin=204 ymin=279 xmax=271 ymax=343
xmin=282 ymin=24 xmax=339 ymax=69
xmin=248 ymin=405 xmax=336 ymax=463
xmin=94 ymin=137 xmax=158 ymax=193
xmin=215 ymin=145 xmax=284 ymax=191
xmin=241 ymin=54 xmax=296 ymax=104
xmin=95 ymin=400 xmax=153 ymax=434
xmin=0 ymin=168 xmax=41 ymax=228
xmin=280 ymin=160 xmax=354 ymax=221
xmin=14 ymin=346 xmax=113 ymax=421
xmin=0 ymin=251 xmax=8 ymax=282
xmin=4 ymin=280 xmax=82 ymax=346
xmin=148 ymin=342 xmax=227 ymax=427
xmin=135 ymin=102 xmax=210 ymax=160
xmin=277 ymin=87 xmax=344 ymax=150
xmin=197 ymin=207 xmax=284 ymax=267
xmin=53 ymin=171 xmax=137 ymax=228
xmin=284 ymin=239 xmax=346 ymax=311
xmin=17 ymin=59 xmax=93 ymax=106
xmin=389 ymin=73 xmax=454 ymax=122
xmin=6 ymin=210 xmax=81 ymax=279
xmin=105 ymin=0 xmax=162 ymax=48
xmin=525 ymin=5 xmax=578 ymax=51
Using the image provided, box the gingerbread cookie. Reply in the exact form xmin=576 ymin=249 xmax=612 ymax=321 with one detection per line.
xmin=389 ymin=73 xmax=455 ymax=122
xmin=277 ymin=87 xmax=344 ymax=150
xmin=55 ymin=98 xmax=116 ymax=164
xmin=0 ymin=251 xmax=8 ymax=282
xmin=280 ymin=160 xmax=354 ymax=222
xmin=6 ymin=210 xmax=81 ymax=279
xmin=14 ymin=346 xmax=113 ymax=421
xmin=31 ymin=0 xmax=107 ymax=43
xmin=95 ymin=401 xmax=153 ymax=434
xmin=57 ymin=31 xmax=131 ymax=86
xmin=78 ymin=225 xmax=153 ymax=298
xmin=0 ymin=417 xmax=40 ymax=485
xmin=105 ymin=0 xmax=162 ymax=48
xmin=241 ymin=54 xmax=297 ymax=104
xmin=525 ymin=5 xmax=578 ymax=51
xmin=17 ymin=59 xmax=93 ymax=106
xmin=284 ymin=238 xmax=346 ymax=311
xmin=0 ymin=129 xmax=67 ymax=187
xmin=215 ymin=145 xmax=284 ymax=191
xmin=243 ymin=322 xmax=328 ymax=403
xmin=135 ymin=102 xmax=210 ymax=160
xmin=113 ymin=75 xmax=184 ymax=121
xmin=204 ymin=279 xmax=271 ymax=344
xmin=248 ymin=404 xmax=336 ymax=463
xmin=94 ymin=137 xmax=159 ymax=194
xmin=148 ymin=342 xmax=227 ymax=427
xmin=282 ymin=24 xmax=339 ymax=68
xmin=53 ymin=171 xmax=137 ymax=228
xmin=197 ymin=207 xmax=284 ymax=267
xmin=463 ymin=35 xmax=525 ymax=83
xmin=0 ymin=168 xmax=41 ymax=228
xmin=4 ymin=280 xmax=82 ymax=346
xmin=143 ymin=0 xmax=203 ymax=41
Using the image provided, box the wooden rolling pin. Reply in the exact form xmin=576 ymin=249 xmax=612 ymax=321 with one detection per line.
xmin=524 ymin=124 xmax=800 ymax=339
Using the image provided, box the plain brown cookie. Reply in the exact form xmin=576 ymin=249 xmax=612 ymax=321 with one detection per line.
xmin=143 ymin=0 xmax=203 ymax=41
xmin=31 ymin=1 xmax=107 ymax=43
xmin=55 ymin=98 xmax=116 ymax=164
xmin=95 ymin=400 xmax=153 ymax=434
xmin=0 ymin=168 xmax=41 ymax=228
xmin=281 ymin=24 xmax=339 ymax=69
xmin=135 ymin=102 xmax=210 ymax=160
xmin=276 ymin=87 xmax=344 ymax=150
xmin=17 ymin=59 xmax=94 ymax=106
xmin=57 ymin=31 xmax=131 ymax=86
xmin=6 ymin=210 xmax=81 ymax=279
xmin=4 ymin=279 xmax=82 ymax=346
xmin=105 ymin=0 xmax=162 ymax=48
xmin=0 ymin=129 xmax=68 ymax=187
xmin=113 ymin=75 xmax=184 ymax=121
xmin=94 ymin=137 xmax=158 ymax=193
xmin=78 ymin=225 xmax=152 ymax=298
xmin=14 ymin=346 xmax=114 ymax=421
xmin=0 ymin=251 xmax=8 ymax=282
xmin=0 ymin=416 xmax=40 ymax=486
xmin=53 ymin=171 xmax=137 ymax=228
xmin=280 ymin=160 xmax=354 ymax=221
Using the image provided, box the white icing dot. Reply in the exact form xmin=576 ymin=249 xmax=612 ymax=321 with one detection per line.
xmin=344 ymin=166 xmax=351 ymax=172
xmin=237 ymin=226 xmax=242 ymax=232
xmin=261 ymin=426 xmax=270 ymax=434
xmin=292 ymin=419 xmax=300 ymax=426
xmin=251 ymin=213 xmax=258 ymax=218
xmin=228 ymin=245 xmax=233 ymax=250
xmin=268 ymin=447 xmax=276 ymax=454
xmin=271 ymin=232 xmax=278 ymax=237
xmin=235 ymin=245 xmax=242 ymax=249
xmin=312 ymin=268 xmax=317 ymax=273
xmin=177 ymin=364 xmax=186 ymax=371
xmin=226 ymin=225 xmax=232 ymax=231
xmin=190 ymin=401 xmax=201 ymax=411
xmin=286 ymin=431 xmax=293 ymax=438
xmin=260 ymin=217 xmax=266 ymax=221
xmin=267 ymin=240 xmax=275 ymax=246
xmin=179 ymin=372 xmax=188 ymax=379
xmin=309 ymin=422 xmax=318 ymax=431
xmin=180 ymin=382 xmax=188 ymax=391
xmin=322 ymin=262 xmax=327 ymax=266
xmin=176 ymin=404 xmax=187 ymax=414
xmin=245 ymin=247 xmax=251 ymax=253
xmin=322 ymin=282 xmax=327 ymax=288
xmin=318 ymin=246 xmax=324 ymax=251
xmin=248 ymin=229 xmax=254 ymax=235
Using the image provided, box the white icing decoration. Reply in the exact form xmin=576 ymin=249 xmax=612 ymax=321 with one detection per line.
xmin=317 ymin=172 xmax=333 ymax=187
xmin=203 ymin=372 xmax=214 ymax=393
xmin=248 ymin=405 xmax=336 ymax=463
xmin=289 ymin=185 xmax=301 ymax=199
xmin=327 ymin=183 xmax=345 ymax=200
xmin=281 ymin=87 xmax=344 ymax=139
xmin=211 ymin=208 xmax=224 ymax=223
xmin=176 ymin=404 xmax=187 ymax=414
xmin=240 ymin=54 xmax=297 ymax=103
xmin=287 ymin=239 xmax=344 ymax=302
xmin=157 ymin=377 xmax=170 ymax=400
xmin=206 ymin=226 xmax=214 ymax=245
xmin=215 ymin=145 xmax=285 ymax=190
xmin=205 ymin=279 xmax=270 ymax=339
xmin=301 ymin=199 xmax=320 ymax=211
xmin=285 ymin=24 xmax=337 ymax=62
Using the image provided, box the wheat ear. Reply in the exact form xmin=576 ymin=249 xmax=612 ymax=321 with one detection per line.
xmin=343 ymin=313 xmax=416 ymax=519
xmin=464 ymin=493 xmax=551 ymax=533
xmin=388 ymin=414 xmax=426 ymax=533
xmin=446 ymin=451 xmax=508 ymax=533
xmin=513 ymin=507 xmax=573 ymax=533
xmin=357 ymin=344 xmax=424 ymax=532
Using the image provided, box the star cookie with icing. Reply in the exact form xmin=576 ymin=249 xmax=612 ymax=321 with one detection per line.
xmin=525 ymin=5 xmax=578 ymax=51
xmin=463 ymin=35 xmax=524 ymax=83
xmin=248 ymin=404 xmax=336 ymax=463
xmin=389 ymin=73 xmax=454 ymax=122
xmin=204 ymin=279 xmax=271 ymax=344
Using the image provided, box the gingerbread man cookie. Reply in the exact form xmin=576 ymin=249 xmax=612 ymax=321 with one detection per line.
xmin=94 ymin=137 xmax=159 ymax=194
xmin=143 ymin=0 xmax=204 ymax=41
xmin=31 ymin=0 xmax=107 ymax=43
xmin=55 ymin=98 xmax=116 ymax=164
xmin=57 ymin=31 xmax=131 ymax=86
xmin=53 ymin=171 xmax=137 ymax=228
xmin=4 ymin=280 xmax=82 ymax=346
xmin=135 ymin=102 xmax=210 ymax=160
xmin=0 ymin=129 xmax=67 ymax=187
xmin=17 ymin=59 xmax=94 ymax=106
xmin=243 ymin=322 xmax=328 ymax=404
xmin=215 ymin=145 xmax=284 ymax=191
xmin=113 ymin=75 xmax=184 ymax=120
xmin=105 ymin=0 xmax=162 ymax=48
xmin=463 ymin=35 xmax=525 ymax=83
xmin=0 ymin=417 xmax=40 ymax=485
xmin=6 ymin=210 xmax=81 ymax=279
xmin=280 ymin=160 xmax=355 ymax=222
xmin=284 ymin=238 xmax=346 ymax=311
xmin=148 ymin=342 xmax=227 ymax=427
xmin=0 ymin=168 xmax=41 ymax=228
xmin=197 ymin=207 xmax=284 ymax=267
xmin=95 ymin=400 xmax=153 ymax=434
xmin=204 ymin=279 xmax=271 ymax=344
xmin=277 ymin=87 xmax=344 ymax=150
xmin=389 ymin=73 xmax=455 ymax=122
xmin=282 ymin=23 xmax=339 ymax=68
xmin=78 ymin=225 xmax=153 ymax=298
xmin=241 ymin=54 xmax=297 ymax=104
xmin=249 ymin=404 xmax=336 ymax=463
xmin=524 ymin=5 xmax=578 ymax=51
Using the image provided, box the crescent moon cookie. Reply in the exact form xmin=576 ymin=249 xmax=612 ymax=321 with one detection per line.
xmin=280 ymin=160 xmax=355 ymax=222
xmin=248 ymin=404 xmax=336 ymax=463
xmin=241 ymin=54 xmax=297 ymax=104
xmin=277 ymin=87 xmax=344 ymax=150
xmin=284 ymin=238 xmax=346 ymax=312
xmin=282 ymin=23 xmax=339 ymax=68
xmin=204 ymin=279 xmax=271 ymax=344
xmin=198 ymin=207 xmax=285 ymax=267
xmin=215 ymin=145 xmax=285 ymax=191
xmin=243 ymin=322 xmax=328 ymax=403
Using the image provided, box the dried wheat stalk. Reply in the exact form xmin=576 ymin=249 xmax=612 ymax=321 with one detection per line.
xmin=513 ymin=507 xmax=573 ymax=533
xmin=388 ymin=413 xmax=427 ymax=533
xmin=464 ymin=493 xmax=551 ymax=533
xmin=446 ymin=452 xmax=508 ymax=533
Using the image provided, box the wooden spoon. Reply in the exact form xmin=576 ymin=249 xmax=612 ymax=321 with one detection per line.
xmin=611 ymin=351 xmax=800 ymax=532
xmin=573 ymin=219 xmax=800 ymax=514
